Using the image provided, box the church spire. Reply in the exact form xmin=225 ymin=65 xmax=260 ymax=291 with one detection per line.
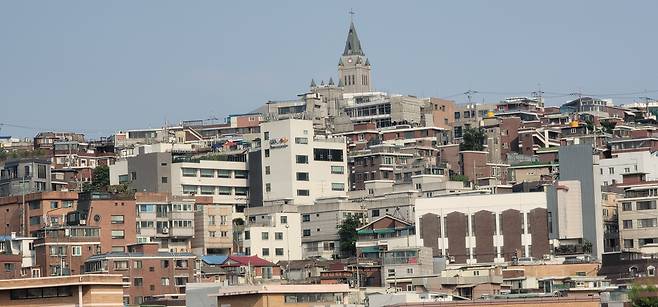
xmin=343 ymin=21 xmax=364 ymax=56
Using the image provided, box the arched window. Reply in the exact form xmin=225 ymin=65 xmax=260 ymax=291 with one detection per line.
xmin=648 ymin=266 xmax=655 ymax=277
xmin=629 ymin=266 xmax=639 ymax=276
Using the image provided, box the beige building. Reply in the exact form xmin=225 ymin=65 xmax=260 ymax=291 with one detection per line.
xmin=547 ymin=181 xmax=585 ymax=248
xmin=193 ymin=201 xmax=233 ymax=255
xmin=618 ymin=183 xmax=658 ymax=250
xmin=209 ymin=284 xmax=352 ymax=307
xmin=242 ymin=204 xmax=302 ymax=263
xmin=0 ymin=274 xmax=124 ymax=307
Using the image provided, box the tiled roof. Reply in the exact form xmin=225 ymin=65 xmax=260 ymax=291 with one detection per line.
xmin=224 ymin=255 xmax=274 ymax=267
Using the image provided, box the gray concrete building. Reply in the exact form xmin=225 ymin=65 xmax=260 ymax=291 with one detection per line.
xmin=0 ymin=158 xmax=52 ymax=197
xmin=558 ymin=144 xmax=604 ymax=260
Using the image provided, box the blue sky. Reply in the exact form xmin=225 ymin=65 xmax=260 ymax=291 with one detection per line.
xmin=2 ymin=1 xmax=658 ymax=138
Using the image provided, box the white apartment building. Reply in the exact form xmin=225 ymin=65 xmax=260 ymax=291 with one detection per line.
xmin=242 ymin=204 xmax=302 ymax=263
xmin=260 ymin=119 xmax=348 ymax=205
xmin=599 ymin=151 xmax=658 ymax=186
xmin=172 ymin=160 xmax=249 ymax=210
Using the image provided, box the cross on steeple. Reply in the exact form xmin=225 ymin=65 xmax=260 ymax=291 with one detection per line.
xmin=349 ymin=8 xmax=355 ymax=22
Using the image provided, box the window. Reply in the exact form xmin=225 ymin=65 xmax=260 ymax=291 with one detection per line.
xmin=244 ymin=231 xmax=250 ymax=240
xmin=331 ymin=166 xmax=344 ymax=174
xmin=114 ymin=261 xmax=129 ymax=270
xmin=161 ymin=277 xmax=170 ymax=286
xmin=200 ymin=169 xmax=215 ymax=178
xmin=276 ymin=248 xmax=284 ymax=256
xmin=208 ymin=215 xmax=216 ymax=225
xmin=624 ymin=239 xmax=634 ymax=249
xmin=297 ymin=189 xmax=310 ymax=196
xmin=265 ymin=166 xmax=270 ymax=175
xmin=264 ymin=149 xmax=270 ymax=157
xmin=262 ymin=248 xmax=270 ymax=256
xmin=209 ymin=231 xmax=216 ymax=237
xmin=10 ymin=287 xmax=72 ymax=300
xmin=275 ymin=232 xmax=283 ymax=240
xmin=133 ymin=260 xmax=143 ymax=269
xmin=234 ymin=170 xmax=247 ymax=179
xmin=407 ymin=268 xmax=414 ymax=274
xmin=280 ymin=216 xmax=288 ymax=224
xmin=609 ymin=167 xmax=614 ymax=174
xmin=648 ymin=266 xmax=656 ymax=277
xmin=388 ymin=268 xmax=396 ymax=278
xmin=622 ymin=202 xmax=633 ymax=211
xmin=638 ymin=218 xmax=657 ymax=228
xmin=182 ymin=168 xmax=197 ymax=177
xmin=261 ymin=232 xmax=269 ymax=240
xmin=218 ymin=169 xmax=231 ymax=178
xmin=218 ymin=186 xmax=231 ymax=195
xmin=332 ymin=183 xmax=345 ymax=191
xmin=50 ymin=201 xmax=58 ymax=209
xmin=314 ymin=148 xmax=343 ymax=162
xmin=296 ymin=172 xmax=309 ymax=181
xmin=295 ymin=137 xmax=308 ymax=144
xmin=296 ymin=155 xmax=308 ymax=164
xmin=623 ymin=220 xmax=633 ymax=229
xmin=182 ymin=185 xmax=197 ymax=195
xmin=71 ymin=246 xmax=82 ymax=256
xmin=302 ymin=214 xmax=310 ymax=222
xmin=63 ymin=201 xmax=73 ymax=208
xmin=637 ymin=201 xmax=656 ymax=210
xmin=134 ymin=278 xmax=143 ymax=287
xmin=264 ymin=131 xmax=270 ymax=140
xmin=265 ymin=183 xmax=271 ymax=192
xmin=111 ymin=230 xmax=125 ymax=239
xmin=200 ymin=186 xmax=215 ymax=195
xmin=221 ymin=231 xmax=228 ymax=237
xmin=29 ymin=216 xmax=41 ymax=225
xmin=29 ymin=202 xmax=40 ymax=210
xmin=372 ymin=209 xmax=380 ymax=217
xmin=4 ymin=263 xmax=13 ymax=272
xmin=161 ymin=176 xmax=168 ymax=183
xmin=111 ymin=215 xmax=124 ymax=224
xmin=235 ymin=187 xmax=248 ymax=196
xmin=303 ymin=229 xmax=311 ymax=237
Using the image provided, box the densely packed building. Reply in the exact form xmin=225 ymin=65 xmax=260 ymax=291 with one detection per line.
xmin=2 ymin=18 xmax=657 ymax=306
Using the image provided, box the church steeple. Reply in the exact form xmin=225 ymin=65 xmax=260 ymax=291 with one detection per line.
xmin=343 ymin=21 xmax=365 ymax=56
xmin=338 ymin=17 xmax=372 ymax=94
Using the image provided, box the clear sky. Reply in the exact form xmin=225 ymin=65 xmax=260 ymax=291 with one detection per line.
xmin=2 ymin=1 xmax=658 ymax=138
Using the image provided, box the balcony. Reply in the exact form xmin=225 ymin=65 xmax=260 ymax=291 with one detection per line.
xmin=170 ymin=227 xmax=194 ymax=237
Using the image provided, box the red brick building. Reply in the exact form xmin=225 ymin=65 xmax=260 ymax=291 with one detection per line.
xmin=83 ymin=243 xmax=196 ymax=306
xmin=33 ymin=225 xmax=101 ymax=276
xmin=74 ymin=192 xmax=137 ymax=253
xmin=0 ymin=191 xmax=78 ymax=237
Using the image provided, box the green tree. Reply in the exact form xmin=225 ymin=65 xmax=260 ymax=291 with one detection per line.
xmin=88 ymin=165 xmax=110 ymax=192
xmin=601 ymin=121 xmax=616 ymax=134
xmin=337 ymin=214 xmax=363 ymax=258
xmin=460 ymin=127 xmax=486 ymax=151
xmin=629 ymin=283 xmax=658 ymax=307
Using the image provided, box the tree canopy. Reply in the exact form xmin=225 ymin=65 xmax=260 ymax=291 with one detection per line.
xmin=460 ymin=127 xmax=486 ymax=151
xmin=337 ymin=214 xmax=363 ymax=258
xmin=84 ymin=165 xmax=110 ymax=192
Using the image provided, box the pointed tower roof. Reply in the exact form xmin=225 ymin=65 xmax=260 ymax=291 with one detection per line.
xmin=328 ymin=77 xmax=334 ymax=85
xmin=343 ymin=21 xmax=365 ymax=56
xmin=310 ymin=79 xmax=316 ymax=88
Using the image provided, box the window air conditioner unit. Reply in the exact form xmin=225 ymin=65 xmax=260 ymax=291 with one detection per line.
xmin=79 ymin=219 xmax=86 ymax=225
xmin=162 ymin=227 xmax=169 ymax=234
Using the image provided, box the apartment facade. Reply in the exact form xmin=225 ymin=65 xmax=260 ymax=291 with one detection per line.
xmin=0 ymin=158 xmax=52 ymax=197
xmin=0 ymin=191 xmax=78 ymax=237
xmin=192 ymin=200 xmax=233 ymax=255
xmin=242 ymin=204 xmax=302 ymax=263
xmin=84 ymin=243 xmax=195 ymax=306
xmin=73 ymin=192 xmax=137 ymax=253
xmin=260 ymin=119 xmax=348 ymax=205
xmin=415 ymin=192 xmax=550 ymax=264
xmin=33 ymin=225 xmax=101 ymax=277
xmin=617 ymin=183 xmax=658 ymax=251
xmin=299 ymin=198 xmax=364 ymax=259
xmin=134 ymin=193 xmax=195 ymax=252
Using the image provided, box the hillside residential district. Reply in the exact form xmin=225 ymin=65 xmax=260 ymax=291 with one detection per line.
xmin=0 ymin=20 xmax=657 ymax=307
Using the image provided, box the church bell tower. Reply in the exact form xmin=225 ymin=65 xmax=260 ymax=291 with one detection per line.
xmin=338 ymin=19 xmax=372 ymax=94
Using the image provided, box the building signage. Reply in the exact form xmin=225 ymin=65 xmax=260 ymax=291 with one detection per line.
xmin=270 ymin=137 xmax=289 ymax=148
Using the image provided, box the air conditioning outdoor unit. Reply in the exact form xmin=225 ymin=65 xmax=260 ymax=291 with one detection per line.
xmin=162 ymin=227 xmax=169 ymax=234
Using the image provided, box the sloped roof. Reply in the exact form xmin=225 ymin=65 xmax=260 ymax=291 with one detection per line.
xmin=224 ymin=255 xmax=275 ymax=267
xmin=343 ymin=21 xmax=364 ymax=56
xmin=202 ymin=255 xmax=229 ymax=265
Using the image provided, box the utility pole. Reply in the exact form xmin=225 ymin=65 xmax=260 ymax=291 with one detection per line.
xmin=464 ymin=90 xmax=479 ymax=104
xmin=531 ymin=85 xmax=545 ymax=109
